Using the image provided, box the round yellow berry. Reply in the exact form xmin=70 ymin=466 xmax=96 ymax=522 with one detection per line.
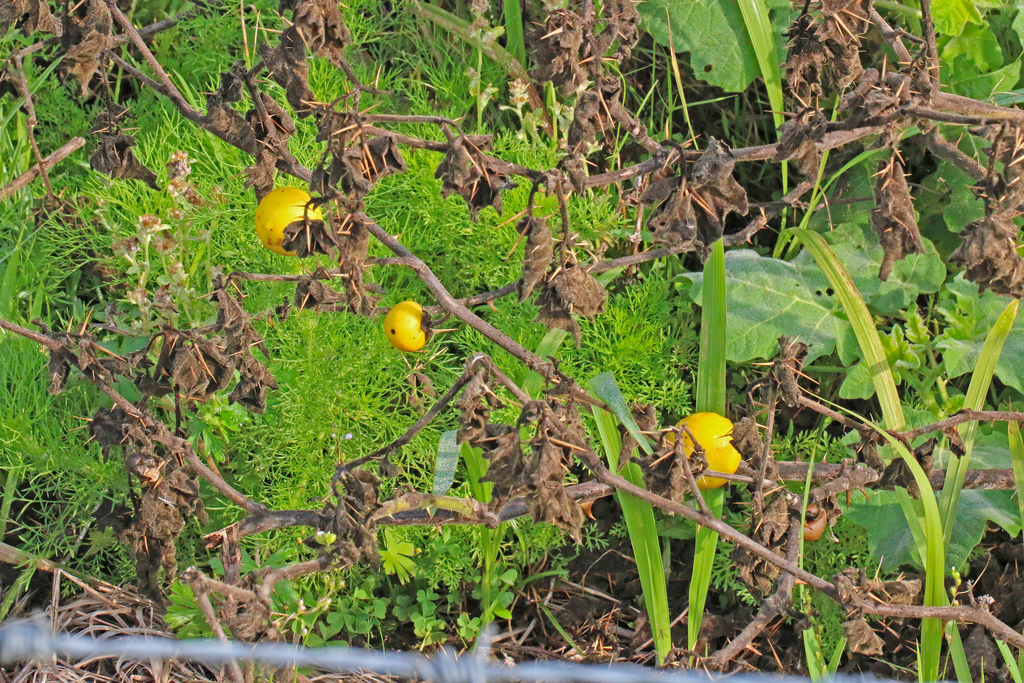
xmin=254 ymin=187 xmax=322 ymax=256
xmin=667 ymin=412 xmax=742 ymax=490
xmin=383 ymin=301 xmax=427 ymax=352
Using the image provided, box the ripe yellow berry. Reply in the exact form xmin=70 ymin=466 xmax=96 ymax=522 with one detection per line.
xmin=383 ymin=301 xmax=427 ymax=352
xmin=254 ymin=187 xmax=322 ymax=256
xmin=667 ymin=412 xmax=742 ymax=490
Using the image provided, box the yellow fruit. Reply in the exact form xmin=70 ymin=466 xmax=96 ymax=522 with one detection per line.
xmin=254 ymin=187 xmax=322 ymax=256
xmin=666 ymin=412 xmax=742 ymax=490
xmin=384 ymin=301 xmax=427 ymax=352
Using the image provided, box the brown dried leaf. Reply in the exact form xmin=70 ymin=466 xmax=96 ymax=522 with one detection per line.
xmin=772 ymin=109 xmax=826 ymax=177
xmin=90 ymin=131 xmax=160 ymax=190
xmin=734 ymin=492 xmax=790 ymax=596
xmin=456 ymin=364 xmax=503 ymax=446
xmin=244 ymin=95 xmax=297 ymax=200
xmin=121 ymin=466 xmax=206 ymax=596
xmin=289 ymin=0 xmax=351 ymax=65
xmin=950 ymin=215 xmax=1024 ymax=298
xmin=329 ymin=468 xmax=382 ymax=567
xmin=871 ymin=153 xmax=924 ymax=281
xmin=528 ymin=10 xmax=587 ymax=97
xmin=1 ymin=0 xmax=61 ymax=37
xmin=258 ymin=42 xmax=315 ymax=119
xmin=844 ymin=618 xmax=885 ymax=656
xmin=535 ymin=264 xmax=607 ymax=344
xmin=644 ymin=138 xmax=748 ymax=257
xmin=335 ymin=136 xmax=407 ymax=199
xmin=479 ymin=423 xmax=527 ymax=507
xmin=435 ymin=135 xmax=515 ymax=219
xmin=518 ymin=216 xmax=554 ymax=302
xmin=230 ymin=354 xmax=278 ymax=414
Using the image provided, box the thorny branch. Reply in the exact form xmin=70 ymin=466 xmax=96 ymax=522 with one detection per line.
xmin=9 ymin=0 xmax=1024 ymax=667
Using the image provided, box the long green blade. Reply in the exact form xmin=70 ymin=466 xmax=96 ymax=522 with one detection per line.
xmin=939 ymin=298 xmax=1018 ymax=551
xmin=1009 ymin=422 xmax=1024 ymax=535
xmin=689 ymin=239 xmax=727 ymax=652
xmin=590 ymin=398 xmax=671 ymax=663
xmin=502 ymin=0 xmax=526 ymax=66
xmin=873 ymin=426 xmax=944 ymax=681
xmin=792 ymin=229 xmax=905 ymax=431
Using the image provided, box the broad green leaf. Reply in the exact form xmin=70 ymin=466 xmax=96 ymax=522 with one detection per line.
xmin=935 ymin=276 xmax=1024 ymax=394
xmin=432 ymin=430 xmax=460 ymax=495
xmin=931 ymin=0 xmax=982 ymax=36
xmin=681 ymin=249 xmax=856 ymax=365
xmin=638 ymin=0 xmax=792 ymax=93
xmin=940 ymin=23 xmax=1003 ymax=71
xmin=845 ymin=488 xmax=1023 ymax=571
xmin=945 ymin=57 xmax=1021 ymax=100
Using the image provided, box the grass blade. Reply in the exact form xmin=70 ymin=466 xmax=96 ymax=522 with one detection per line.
xmin=502 ymin=0 xmax=526 ymax=67
xmin=588 ymin=372 xmax=654 ymax=455
xmin=1009 ymin=422 xmax=1024 ymax=537
xmin=871 ymin=426 xmax=944 ymax=681
xmin=791 ymin=229 xmax=904 ymax=431
xmin=939 ymin=298 xmax=1018 ymax=551
xmin=689 ymin=239 xmax=727 ymax=652
xmin=588 ymin=376 xmax=670 ymax=664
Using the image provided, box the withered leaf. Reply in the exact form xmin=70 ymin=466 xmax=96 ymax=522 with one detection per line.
xmin=122 ymin=466 xmax=206 ymax=596
xmin=950 ymin=215 xmax=1024 ymax=299
xmin=644 ymin=138 xmax=748 ymax=257
xmin=154 ymin=331 xmax=234 ymax=402
xmin=89 ymin=406 xmax=130 ymax=449
xmin=280 ymin=214 xmax=332 ymax=258
xmin=518 ymin=215 xmax=554 ymax=302
xmin=337 ymin=136 xmax=406 ymax=199
xmin=258 ymin=42 xmax=315 ymax=119
xmin=288 ymin=0 xmax=351 ymax=65
xmin=871 ymin=153 xmax=924 ymax=281
xmin=230 ymin=354 xmax=278 ymax=414
xmin=244 ymin=94 xmax=297 ymax=200
xmin=1 ymin=0 xmax=61 ymax=37
xmin=456 ymin=364 xmax=503 ymax=446
xmin=328 ymin=469 xmax=382 ymax=568
xmin=734 ymin=492 xmax=790 ymax=596
xmin=479 ymin=423 xmax=526 ymax=507
xmin=843 ymin=618 xmax=885 ymax=656
xmin=90 ymin=133 xmax=159 ymax=190
xmin=772 ymin=109 xmax=826 ymax=177
xmin=522 ymin=402 xmax=585 ymax=540
xmin=435 ymin=135 xmax=515 ymax=219
xmin=535 ymin=264 xmax=607 ymax=345
xmin=528 ymin=10 xmax=586 ymax=97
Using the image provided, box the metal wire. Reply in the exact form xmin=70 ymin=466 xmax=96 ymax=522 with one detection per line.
xmin=0 ymin=619 xmax=924 ymax=683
